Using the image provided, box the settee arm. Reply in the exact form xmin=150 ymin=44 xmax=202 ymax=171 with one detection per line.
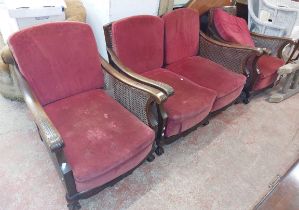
xmin=199 ymin=31 xmax=264 ymax=75
xmin=12 ymin=64 xmax=64 ymax=152
xmin=101 ymin=57 xmax=168 ymax=129
xmin=107 ymin=48 xmax=174 ymax=96
xmin=250 ymin=32 xmax=296 ymax=58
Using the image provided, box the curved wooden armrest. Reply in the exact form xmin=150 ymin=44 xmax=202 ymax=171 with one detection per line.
xmin=199 ymin=31 xmax=264 ymax=75
xmin=250 ymin=32 xmax=296 ymax=44
xmin=101 ymin=56 xmax=168 ymax=104
xmin=107 ymin=48 xmax=174 ymax=97
xmin=200 ymin=32 xmax=264 ymax=55
xmin=13 ymin=64 xmax=64 ymax=152
xmin=12 ymin=65 xmax=64 ymax=153
xmin=250 ymin=32 xmax=296 ymax=58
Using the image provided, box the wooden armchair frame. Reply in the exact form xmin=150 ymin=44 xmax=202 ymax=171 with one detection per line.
xmin=11 ymin=55 xmax=167 ymax=210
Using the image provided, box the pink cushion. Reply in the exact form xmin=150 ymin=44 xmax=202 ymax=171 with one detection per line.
xmin=163 ymin=8 xmax=200 ymax=65
xmin=9 ymin=22 xmax=103 ymax=106
xmin=166 ymin=56 xmax=246 ymax=111
xmin=44 ymin=90 xmax=155 ymax=192
xmin=253 ymin=55 xmax=285 ymax=91
xmin=213 ymin=8 xmax=255 ymax=47
xmin=112 ymin=16 xmax=164 ymax=74
xmin=142 ymin=69 xmax=216 ymax=137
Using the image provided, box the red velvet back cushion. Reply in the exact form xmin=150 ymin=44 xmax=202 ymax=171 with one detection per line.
xmin=112 ymin=15 xmax=164 ymax=74
xmin=9 ymin=22 xmax=103 ymax=106
xmin=213 ymin=8 xmax=255 ymax=47
xmin=163 ymin=8 xmax=200 ymax=65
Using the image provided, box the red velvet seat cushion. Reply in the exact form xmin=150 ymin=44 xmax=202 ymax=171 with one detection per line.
xmin=253 ymin=55 xmax=285 ymax=91
xmin=166 ymin=56 xmax=246 ymax=111
xmin=163 ymin=8 xmax=200 ymax=65
xmin=213 ymin=8 xmax=255 ymax=47
xmin=142 ymin=69 xmax=216 ymax=137
xmin=9 ymin=22 xmax=103 ymax=106
xmin=44 ymin=90 xmax=155 ymax=192
xmin=112 ymin=15 xmax=164 ymax=74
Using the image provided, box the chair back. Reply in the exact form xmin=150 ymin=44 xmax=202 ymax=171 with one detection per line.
xmin=111 ymin=15 xmax=164 ymax=74
xmin=162 ymin=8 xmax=200 ymax=65
xmin=213 ymin=8 xmax=255 ymax=47
xmin=9 ymin=22 xmax=103 ymax=105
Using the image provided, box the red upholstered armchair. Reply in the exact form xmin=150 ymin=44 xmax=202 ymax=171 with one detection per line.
xmin=8 ymin=22 xmax=167 ymax=209
xmin=207 ymin=7 xmax=297 ymax=102
xmin=104 ymin=8 xmax=246 ymax=152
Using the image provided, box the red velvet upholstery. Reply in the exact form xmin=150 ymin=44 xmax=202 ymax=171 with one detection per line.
xmin=166 ymin=56 xmax=246 ymax=111
xmin=112 ymin=16 xmax=164 ymax=74
xmin=163 ymin=8 xmax=200 ymax=65
xmin=44 ymin=90 xmax=155 ymax=192
xmin=253 ymin=55 xmax=285 ymax=91
xmin=142 ymin=69 xmax=216 ymax=137
xmin=213 ymin=8 xmax=255 ymax=47
xmin=9 ymin=22 xmax=103 ymax=106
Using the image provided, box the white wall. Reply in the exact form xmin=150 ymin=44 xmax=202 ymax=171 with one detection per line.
xmin=82 ymin=0 xmax=110 ymax=59
xmin=82 ymin=0 xmax=160 ymax=60
xmin=174 ymin=0 xmax=189 ymax=7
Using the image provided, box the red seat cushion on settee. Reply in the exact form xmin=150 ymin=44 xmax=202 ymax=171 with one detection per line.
xmin=167 ymin=56 xmax=246 ymax=111
xmin=44 ymin=90 xmax=155 ymax=192
xmin=9 ymin=22 xmax=104 ymax=106
xmin=142 ymin=69 xmax=216 ymax=137
xmin=162 ymin=9 xmax=246 ymax=111
xmin=253 ymin=55 xmax=285 ymax=91
xmin=213 ymin=8 xmax=255 ymax=47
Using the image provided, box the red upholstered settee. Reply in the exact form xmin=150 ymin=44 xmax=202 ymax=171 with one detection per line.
xmin=207 ymin=7 xmax=296 ymax=102
xmin=104 ymin=8 xmax=246 ymax=153
xmin=8 ymin=22 xmax=168 ymax=209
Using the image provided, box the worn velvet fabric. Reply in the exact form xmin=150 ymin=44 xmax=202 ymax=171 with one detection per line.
xmin=213 ymin=8 xmax=255 ymax=47
xmin=142 ymin=69 xmax=216 ymax=137
xmin=163 ymin=8 xmax=200 ymax=65
xmin=9 ymin=22 xmax=103 ymax=106
xmin=212 ymin=9 xmax=285 ymax=91
xmin=167 ymin=56 xmax=246 ymax=111
xmin=44 ymin=90 xmax=155 ymax=192
xmin=253 ymin=55 xmax=285 ymax=91
xmin=112 ymin=16 xmax=164 ymax=74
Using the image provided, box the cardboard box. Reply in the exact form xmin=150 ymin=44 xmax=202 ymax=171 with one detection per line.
xmin=6 ymin=0 xmax=66 ymax=29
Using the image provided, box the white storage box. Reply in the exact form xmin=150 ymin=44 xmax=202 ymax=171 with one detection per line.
xmin=6 ymin=0 xmax=66 ymax=30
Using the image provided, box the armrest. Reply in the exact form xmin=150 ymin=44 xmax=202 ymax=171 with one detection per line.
xmin=199 ymin=31 xmax=265 ymax=75
xmin=101 ymin=56 xmax=167 ymax=104
xmin=250 ymin=32 xmax=296 ymax=58
xmin=107 ymin=48 xmax=174 ymax=96
xmin=12 ymin=64 xmax=64 ymax=153
xmin=101 ymin=56 xmax=168 ymax=128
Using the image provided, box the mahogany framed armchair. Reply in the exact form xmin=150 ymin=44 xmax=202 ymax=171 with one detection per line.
xmin=8 ymin=22 xmax=167 ymax=209
xmin=207 ymin=6 xmax=297 ymax=102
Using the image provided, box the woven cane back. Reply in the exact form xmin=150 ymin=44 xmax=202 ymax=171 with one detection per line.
xmin=251 ymin=34 xmax=290 ymax=58
xmin=199 ymin=33 xmax=260 ymax=75
xmin=103 ymin=71 xmax=157 ymax=127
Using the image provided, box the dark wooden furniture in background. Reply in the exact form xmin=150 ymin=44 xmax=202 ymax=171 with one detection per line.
xmin=236 ymin=0 xmax=248 ymax=22
xmin=185 ymin=0 xmax=232 ymax=15
xmin=255 ymin=159 xmax=299 ymax=210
